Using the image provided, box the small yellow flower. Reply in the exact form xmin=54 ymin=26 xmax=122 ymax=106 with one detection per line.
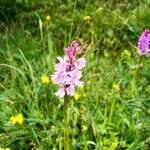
xmin=46 ymin=15 xmax=51 ymax=21
xmin=16 ymin=113 xmax=24 ymax=124
xmin=41 ymin=75 xmax=50 ymax=84
xmin=83 ymin=16 xmax=92 ymax=21
xmin=0 ymin=148 xmax=11 ymax=150
xmin=74 ymin=93 xmax=81 ymax=100
xmin=5 ymin=148 xmax=11 ymax=150
xmin=10 ymin=116 xmax=17 ymax=125
xmin=10 ymin=113 xmax=24 ymax=125
xmin=112 ymin=83 xmax=120 ymax=92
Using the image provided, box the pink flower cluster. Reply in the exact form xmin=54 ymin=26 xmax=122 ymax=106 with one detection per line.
xmin=138 ymin=29 xmax=150 ymax=55
xmin=52 ymin=41 xmax=86 ymax=98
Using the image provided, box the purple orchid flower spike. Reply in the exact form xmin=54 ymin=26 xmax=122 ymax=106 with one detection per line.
xmin=52 ymin=40 xmax=86 ymax=98
xmin=138 ymin=29 xmax=150 ymax=55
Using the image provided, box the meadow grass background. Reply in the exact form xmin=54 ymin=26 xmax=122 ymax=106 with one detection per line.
xmin=0 ymin=0 xmax=150 ymax=149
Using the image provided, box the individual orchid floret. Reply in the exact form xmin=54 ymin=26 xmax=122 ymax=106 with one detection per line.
xmin=138 ymin=29 xmax=150 ymax=55
xmin=52 ymin=40 xmax=86 ymax=98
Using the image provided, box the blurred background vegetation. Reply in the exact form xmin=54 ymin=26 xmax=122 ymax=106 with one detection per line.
xmin=0 ymin=0 xmax=150 ymax=150
xmin=1 ymin=0 xmax=150 ymax=53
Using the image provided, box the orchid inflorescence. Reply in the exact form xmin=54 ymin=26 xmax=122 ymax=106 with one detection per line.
xmin=138 ymin=29 xmax=150 ymax=55
xmin=52 ymin=40 xmax=86 ymax=98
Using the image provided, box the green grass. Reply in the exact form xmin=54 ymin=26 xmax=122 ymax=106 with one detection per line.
xmin=0 ymin=0 xmax=150 ymax=150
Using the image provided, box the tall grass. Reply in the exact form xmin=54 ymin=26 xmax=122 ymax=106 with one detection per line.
xmin=0 ymin=0 xmax=150 ymax=149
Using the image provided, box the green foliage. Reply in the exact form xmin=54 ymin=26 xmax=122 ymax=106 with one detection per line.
xmin=0 ymin=0 xmax=150 ymax=150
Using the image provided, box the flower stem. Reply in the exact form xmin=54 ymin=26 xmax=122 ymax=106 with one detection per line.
xmin=134 ymin=56 xmax=142 ymax=78
xmin=64 ymin=95 xmax=70 ymax=150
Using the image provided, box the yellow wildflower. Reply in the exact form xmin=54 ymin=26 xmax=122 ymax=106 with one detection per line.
xmin=10 ymin=113 xmax=24 ymax=125
xmin=112 ymin=83 xmax=120 ymax=92
xmin=10 ymin=116 xmax=17 ymax=125
xmin=0 ymin=148 xmax=11 ymax=150
xmin=41 ymin=75 xmax=50 ymax=84
xmin=5 ymin=148 xmax=11 ymax=150
xmin=16 ymin=113 xmax=24 ymax=124
xmin=83 ymin=16 xmax=92 ymax=21
xmin=46 ymin=15 xmax=51 ymax=21
xmin=74 ymin=93 xmax=81 ymax=100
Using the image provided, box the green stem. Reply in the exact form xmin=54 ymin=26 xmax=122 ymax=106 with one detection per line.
xmin=109 ymin=97 xmax=115 ymax=123
xmin=64 ymin=95 xmax=70 ymax=150
xmin=134 ymin=56 xmax=142 ymax=78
